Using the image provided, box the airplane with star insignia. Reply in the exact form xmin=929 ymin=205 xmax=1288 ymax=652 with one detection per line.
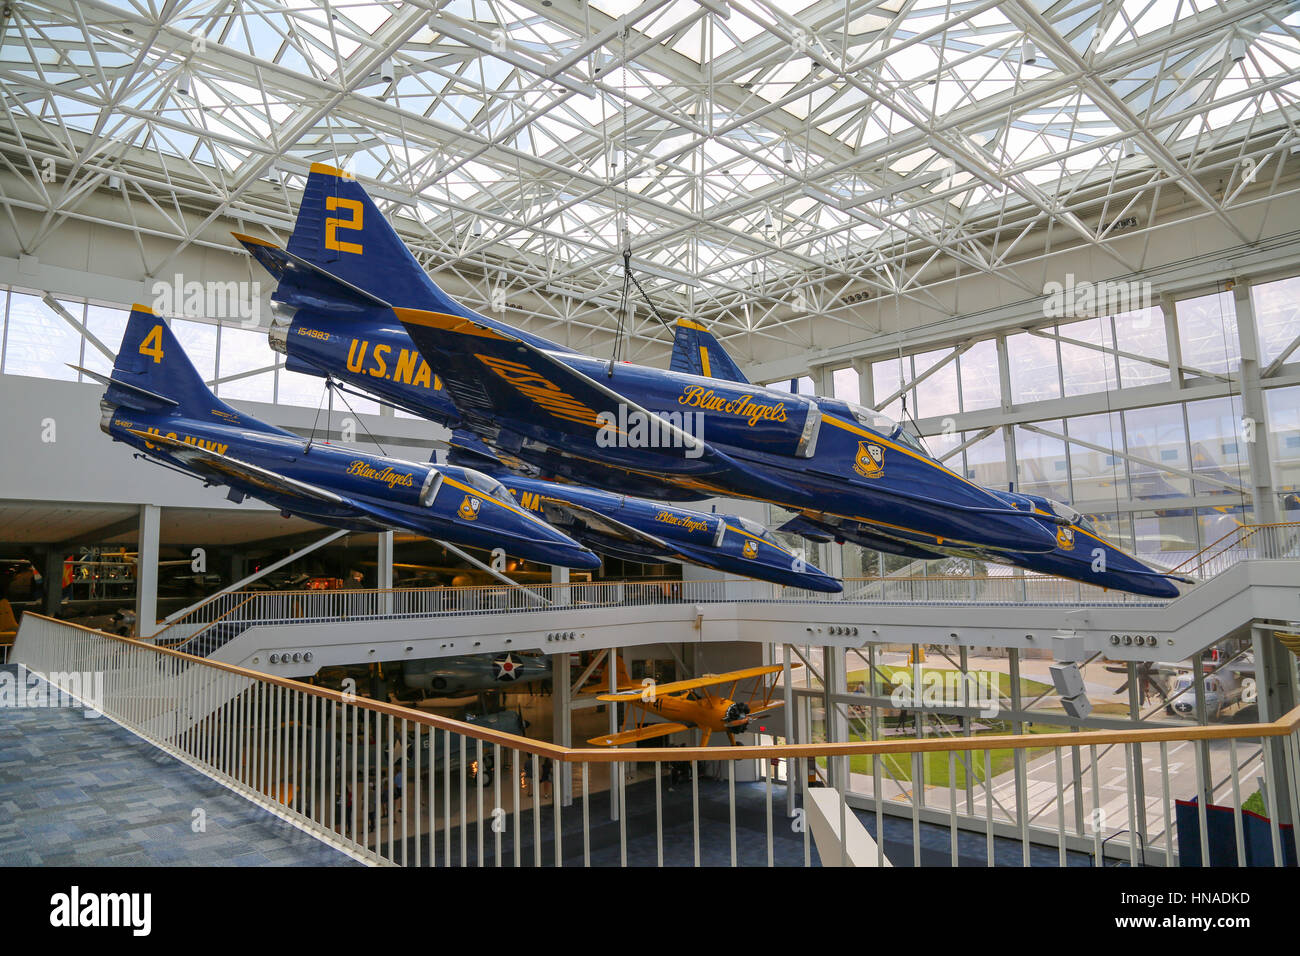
xmin=588 ymin=663 xmax=796 ymax=747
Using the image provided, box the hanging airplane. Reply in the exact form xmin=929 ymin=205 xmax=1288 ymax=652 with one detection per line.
xmin=587 ymin=663 xmax=792 ymax=747
xmin=401 ymin=652 xmax=552 ymax=697
xmin=85 ymin=305 xmax=602 ymax=571
xmin=233 ymin=164 xmax=1187 ymax=596
xmin=444 ymin=431 xmax=841 ymax=592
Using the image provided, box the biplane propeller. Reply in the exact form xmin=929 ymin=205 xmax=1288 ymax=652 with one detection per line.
xmin=587 ymin=663 xmax=798 ymax=747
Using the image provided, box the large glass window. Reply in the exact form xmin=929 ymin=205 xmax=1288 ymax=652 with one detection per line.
xmin=1065 ymin=412 xmax=1128 ymax=503
xmin=957 ymin=338 xmax=1001 ymax=411
xmin=171 ymin=318 xmax=218 ymax=382
xmin=1113 ymin=306 xmax=1168 ymax=387
xmin=1124 ymin=404 xmax=1191 ymax=498
xmin=215 ymin=325 xmax=275 ymax=403
xmin=964 ymin=428 xmax=1009 ymax=489
xmin=1185 ymin=396 xmax=1250 ymax=498
xmin=1264 ymin=386 xmax=1300 ymax=516
xmin=1250 ymin=275 xmax=1300 ymax=367
xmin=1013 ymin=421 xmax=1069 ymax=501
xmin=1006 ymin=330 xmax=1061 ymax=403
xmin=1176 ymin=290 xmax=1238 ymax=375
xmin=277 ymin=367 xmax=328 ymax=407
xmin=1058 ymin=317 xmax=1117 ymax=397
xmin=81 ymin=304 xmax=129 ymax=379
xmin=2 ymin=292 xmax=80 ymax=381
xmin=1197 ymin=506 xmax=1252 ymax=552
xmin=911 ymin=348 xmax=959 ymax=420
xmin=1131 ymin=510 xmax=1197 ymax=566
xmin=870 ymin=356 xmax=907 ymax=420
xmin=831 ymin=365 xmax=860 ymax=403
xmin=1083 ymin=511 xmax=1133 ymax=551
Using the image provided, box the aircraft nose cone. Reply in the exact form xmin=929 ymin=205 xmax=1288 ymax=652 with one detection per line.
xmin=568 ymin=547 xmax=603 ymax=571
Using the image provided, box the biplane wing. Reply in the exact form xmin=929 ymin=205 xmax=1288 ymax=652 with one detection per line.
xmin=587 ymin=723 xmax=692 ymax=747
xmin=596 ymin=663 xmax=796 ymax=702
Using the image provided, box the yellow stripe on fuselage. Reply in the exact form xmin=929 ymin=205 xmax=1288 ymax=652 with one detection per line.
xmin=725 ymin=523 xmax=793 ymax=558
xmin=821 ymin=413 xmax=981 ymax=489
xmin=393 ymin=307 xmax=512 ymax=340
xmin=441 ymin=475 xmax=561 ymax=532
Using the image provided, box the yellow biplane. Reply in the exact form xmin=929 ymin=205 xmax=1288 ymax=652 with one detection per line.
xmin=587 ymin=663 xmax=795 ymax=747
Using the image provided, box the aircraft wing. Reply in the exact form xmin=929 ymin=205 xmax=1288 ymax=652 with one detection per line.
xmin=74 ymin=365 xmax=179 ymax=413
xmin=124 ymin=428 xmax=348 ymax=507
xmin=393 ymin=306 xmax=740 ymax=478
xmin=597 ymin=663 xmax=795 ymax=701
xmin=233 ymin=233 xmax=392 ymax=312
xmin=587 ymin=723 xmax=692 ymax=746
xmin=537 ymin=497 xmax=675 ymax=553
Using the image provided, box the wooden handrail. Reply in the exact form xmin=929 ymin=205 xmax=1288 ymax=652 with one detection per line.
xmin=1167 ymin=521 xmax=1300 ymax=573
xmin=156 ymin=593 xmax=257 ymax=646
xmin=20 ymin=613 xmax=1300 ymax=765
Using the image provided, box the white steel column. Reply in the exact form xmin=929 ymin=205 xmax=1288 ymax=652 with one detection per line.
xmin=823 ymin=645 xmax=848 ymax=789
xmin=135 ymin=503 xmax=160 ymax=640
xmin=553 ymin=650 xmax=573 ymax=808
xmin=1232 ymin=281 xmax=1279 ymax=525
xmin=377 ymin=531 xmax=394 ymax=614
xmin=552 ymin=565 xmax=573 ymax=807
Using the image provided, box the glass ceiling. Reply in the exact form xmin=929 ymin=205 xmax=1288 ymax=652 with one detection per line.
xmin=2 ymin=0 xmax=1298 ymax=357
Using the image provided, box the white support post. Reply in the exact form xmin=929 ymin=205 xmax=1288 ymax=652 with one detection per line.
xmin=553 ymin=649 xmax=573 ymax=808
xmin=823 ymin=645 xmax=848 ymax=789
xmin=135 ymin=504 xmax=161 ymax=639
xmin=1232 ymin=281 xmax=1280 ymax=525
xmin=609 ymin=646 xmax=620 ymax=822
xmin=377 ymin=531 xmax=394 ymax=614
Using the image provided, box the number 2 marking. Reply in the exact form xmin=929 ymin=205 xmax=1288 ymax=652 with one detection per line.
xmin=325 ymin=197 xmax=364 ymax=254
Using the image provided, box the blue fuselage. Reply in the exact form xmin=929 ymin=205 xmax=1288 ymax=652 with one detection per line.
xmin=101 ymin=405 xmax=600 ymax=569
xmin=275 ymin=311 xmax=1060 ymax=557
xmin=496 ymin=473 xmax=841 ymax=592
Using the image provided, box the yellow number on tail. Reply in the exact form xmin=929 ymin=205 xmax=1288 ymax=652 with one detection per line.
xmin=325 ymin=197 xmax=364 ymax=254
xmin=139 ymin=325 xmax=165 ymax=364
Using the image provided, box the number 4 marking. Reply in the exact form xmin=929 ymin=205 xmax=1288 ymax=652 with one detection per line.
xmin=139 ymin=325 xmax=164 ymax=363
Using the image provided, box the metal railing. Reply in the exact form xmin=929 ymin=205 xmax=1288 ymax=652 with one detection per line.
xmin=1168 ymin=521 xmax=1300 ymax=579
xmin=14 ymin=614 xmax=1300 ymax=867
xmin=149 ymin=523 xmax=1300 ymax=649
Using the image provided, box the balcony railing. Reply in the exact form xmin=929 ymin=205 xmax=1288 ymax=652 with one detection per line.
xmin=14 ymin=614 xmax=1300 ymax=867
xmin=149 ymin=523 xmax=1300 ymax=649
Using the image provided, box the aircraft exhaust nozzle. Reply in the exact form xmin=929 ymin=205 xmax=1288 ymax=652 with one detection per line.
xmin=268 ymin=319 xmax=289 ymax=356
xmin=98 ymin=400 xmax=116 ymax=437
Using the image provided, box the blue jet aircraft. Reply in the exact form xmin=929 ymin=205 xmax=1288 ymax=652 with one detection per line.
xmin=87 ymin=305 xmax=601 ymax=571
xmin=445 ymin=431 xmax=842 ymax=592
xmin=234 ymin=164 xmax=1188 ymax=596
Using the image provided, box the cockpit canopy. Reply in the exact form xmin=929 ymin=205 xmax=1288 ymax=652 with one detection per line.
xmin=734 ymin=515 xmax=780 ymax=546
xmin=461 ymin=468 xmax=511 ymax=503
xmin=845 ymin=402 xmax=928 ymax=455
